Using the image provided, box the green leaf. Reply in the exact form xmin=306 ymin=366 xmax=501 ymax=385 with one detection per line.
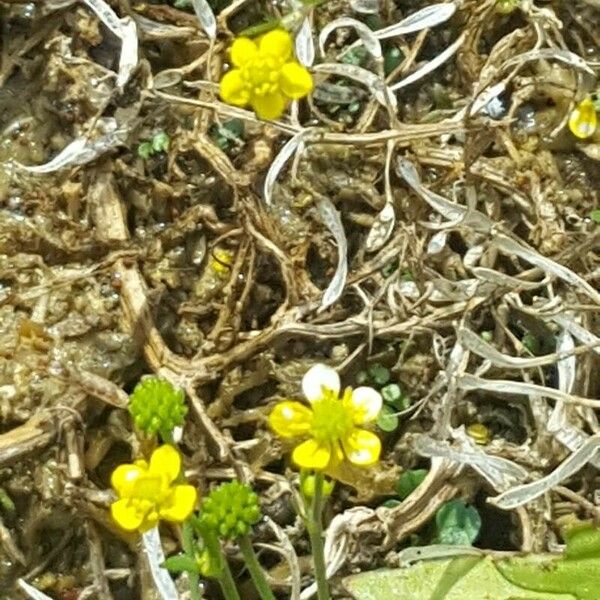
xmin=522 ymin=332 xmax=541 ymax=355
xmin=380 ymin=499 xmax=402 ymax=509
xmin=381 ymin=383 xmax=401 ymax=404
xmin=396 ymin=469 xmax=428 ymax=500
xmin=590 ymin=210 xmax=600 ymax=223
xmin=0 ymin=488 xmax=15 ymax=513
xmin=137 ymin=141 xmax=153 ymax=160
xmin=368 ymin=363 xmax=390 ymax=386
xmin=377 ymin=404 xmax=399 ymax=432
xmin=343 ymin=556 xmax=573 ymax=600
xmin=435 ymin=500 xmax=481 ymax=546
xmin=383 ymin=47 xmax=403 ymax=76
xmin=163 ymin=554 xmax=200 ymax=574
xmin=152 ymin=132 xmax=170 ymax=154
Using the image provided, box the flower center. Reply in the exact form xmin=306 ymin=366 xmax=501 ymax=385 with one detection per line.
xmin=310 ymin=392 xmax=353 ymax=444
xmin=241 ymin=56 xmax=282 ymax=97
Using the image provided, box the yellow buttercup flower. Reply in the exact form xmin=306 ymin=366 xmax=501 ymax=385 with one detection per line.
xmin=110 ymin=445 xmax=197 ymax=533
xmin=269 ymin=364 xmax=382 ymax=470
xmin=220 ymin=29 xmax=313 ymax=120
xmin=569 ymin=96 xmax=597 ymax=139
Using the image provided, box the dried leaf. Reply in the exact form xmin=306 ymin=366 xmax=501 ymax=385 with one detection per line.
xmin=375 ymin=3 xmax=457 ymax=39
xmin=142 ymin=527 xmax=179 ymax=600
xmin=390 ymin=33 xmax=465 ymax=92
xmin=316 ymin=198 xmax=348 ymax=310
xmin=191 ymin=0 xmax=217 ymax=39
xmin=312 ymin=63 xmax=396 ymax=109
xmin=264 ymin=131 xmax=306 ymax=206
xmin=320 ymin=17 xmax=383 ymax=60
xmin=117 ymin=17 xmax=139 ymax=88
xmin=366 ymin=202 xmax=395 ymax=252
xmin=296 ymin=17 xmax=315 ymax=67
xmin=489 ymin=434 xmax=600 ymax=509
xmin=17 ymin=581 xmax=53 ymax=600
xmin=350 ymin=0 xmax=379 ymax=14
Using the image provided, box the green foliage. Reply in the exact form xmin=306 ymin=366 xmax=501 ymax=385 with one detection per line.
xmin=368 ymin=363 xmax=391 ymax=386
xmin=377 ymin=404 xmax=399 ymax=432
xmin=383 ymin=47 xmax=403 ymax=76
xmin=300 ymin=472 xmax=334 ymax=498
xmin=128 ymin=377 xmax=187 ymax=440
xmin=0 ymin=488 xmax=15 ymax=513
xmin=137 ymin=132 xmax=170 ymax=160
xmin=163 ymin=554 xmax=201 ymax=574
xmin=590 ymin=209 xmax=600 ymax=223
xmin=495 ymin=0 xmax=520 ymax=14
xmin=199 ymin=480 xmax=261 ymax=540
xmin=396 ymin=469 xmax=428 ymax=500
xmin=435 ymin=500 xmax=481 ymax=546
xmin=209 ymin=118 xmax=245 ymax=151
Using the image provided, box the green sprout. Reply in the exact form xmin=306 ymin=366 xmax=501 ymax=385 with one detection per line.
xmin=495 ymin=0 xmax=520 ymax=14
xmin=128 ymin=377 xmax=187 ymax=442
xmin=590 ymin=210 xmax=600 ymax=223
xmin=137 ymin=132 xmax=171 ymax=160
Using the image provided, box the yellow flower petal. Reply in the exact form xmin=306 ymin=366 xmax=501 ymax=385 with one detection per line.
xmin=111 ymin=499 xmax=144 ymax=531
xmin=259 ymin=29 xmax=292 ymax=60
xmin=111 ymin=464 xmax=145 ymax=497
xmin=280 ymin=62 xmax=313 ymax=100
xmin=342 ymin=428 xmax=381 ymax=466
xmin=302 ymin=364 xmax=340 ymax=403
xmin=292 ymin=439 xmax=331 ymax=470
xmin=149 ymin=444 xmax=181 ymax=483
xmin=569 ymin=97 xmax=597 ymax=139
xmin=139 ymin=511 xmax=160 ymax=533
xmin=230 ymin=37 xmax=257 ymax=67
xmin=269 ymin=401 xmax=313 ymax=438
xmin=220 ymin=69 xmax=251 ymax=107
xmin=251 ymin=92 xmax=287 ymax=120
xmin=159 ymin=485 xmax=197 ymax=522
xmin=344 ymin=386 xmax=382 ymax=424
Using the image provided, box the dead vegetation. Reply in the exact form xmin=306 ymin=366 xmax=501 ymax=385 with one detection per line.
xmin=0 ymin=0 xmax=599 ymax=598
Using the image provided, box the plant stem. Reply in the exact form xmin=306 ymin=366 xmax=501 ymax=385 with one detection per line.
xmin=182 ymin=520 xmax=201 ymax=600
xmin=239 ymin=535 xmax=277 ymax=600
xmin=218 ymin=559 xmax=241 ymax=600
xmin=308 ymin=472 xmax=330 ymax=600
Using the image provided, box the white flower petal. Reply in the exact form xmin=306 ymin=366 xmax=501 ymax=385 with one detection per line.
xmin=302 ymin=363 xmax=340 ymax=403
xmin=346 ymin=386 xmax=382 ymax=424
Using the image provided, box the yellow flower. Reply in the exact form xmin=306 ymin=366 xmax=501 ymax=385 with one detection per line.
xmin=220 ymin=29 xmax=313 ymax=120
xmin=269 ymin=364 xmax=382 ymax=470
xmin=110 ymin=445 xmax=197 ymax=532
xmin=569 ymin=96 xmax=597 ymax=139
xmin=209 ymin=248 xmax=233 ymax=277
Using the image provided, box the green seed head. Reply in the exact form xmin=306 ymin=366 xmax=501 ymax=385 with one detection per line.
xmin=199 ymin=480 xmax=261 ymax=540
xmin=128 ymin=377 xmax=187 ymax=439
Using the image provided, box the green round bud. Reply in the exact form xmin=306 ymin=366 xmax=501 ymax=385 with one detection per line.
xmin=128 ymin=377 xmax=187 ymax=438
xmin=199 ymin=481 xmax=261 ymax=540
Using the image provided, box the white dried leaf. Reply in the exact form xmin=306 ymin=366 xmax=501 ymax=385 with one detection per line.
xmin=414 ymin=432 xmax=528 ymax=491
xmin=493 ymin=234 xmax=600 ymax=305
xmin=490 ymin=434 xmax=600 ymax=509
xmin=350 ymin=0 xmax=379 ymax=14
xmin=365 ymin=202 xmax=395 ymax=252
xmin=502 ymin=48 xmax=594 ymax=75
xmin=398 ymin=280 xmax=420 ymax=300
xmin=390 ymin=32 xmax=465 ymax=91
xmin=264 ymin=131 xmax=306 ymax=205
xmin=82 ymin=0 xmax=123 ymax=36
xmin=17 ymin=581 xmax=53 ymax=600
xmin=427 ymin=231 xmax=447 ymax=254
xmin=134 ymin=15 xmax=195 ymax=39
xmin=557 ymin=330 xmax=576 ymax=396
xmin=463 ymin=245 xmax=484 ymax=269
xmin=191 ymin=0 xmax=217 ymax=39
xmin=142 ymin=527 xmax=179 ymax=600
xmin=397 ymin=158 xmax=493 ymax=232
xmin=117 ymin=17 xmax=138 ymax=88
xmin=470 ymin=267 xmax=547 ymax=290
xmin=320 ymin=17 xmax=382 ymax=59
xmin=457 ymin=374 xmax=599 ymax=408
xmin=296 ymin=18 xmax=315 ymax=67
xmin=375 ymin=2 xmax=457 ymax=39
xmin=458 ymin=327 xmax=577 ymax=369
xmin=317 ymin=198 xmax=348 ymax=310
xmin=312 ymin=63 xmax=396 ymax=109
xmin=14 ymin=120 xmax=129 ymax=173
xmin=551 ymin=314 xmax=600 ymax=357
xmin=153 ymin=69 xmax=184 ymax=89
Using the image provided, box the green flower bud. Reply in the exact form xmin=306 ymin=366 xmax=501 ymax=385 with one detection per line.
xmin=199 ymin=481 xmax=261 ymax=540
xmin=300 ymin=473 xmax=334 ymax=499
xmin=128 ymin=377 xmax=187 ymax=439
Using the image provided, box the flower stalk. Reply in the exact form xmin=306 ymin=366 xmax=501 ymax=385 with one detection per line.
xmin=238 ymin=535 xmax=277 ymax=600
xmin=307 ymin=472 xmax=330 ymax=600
